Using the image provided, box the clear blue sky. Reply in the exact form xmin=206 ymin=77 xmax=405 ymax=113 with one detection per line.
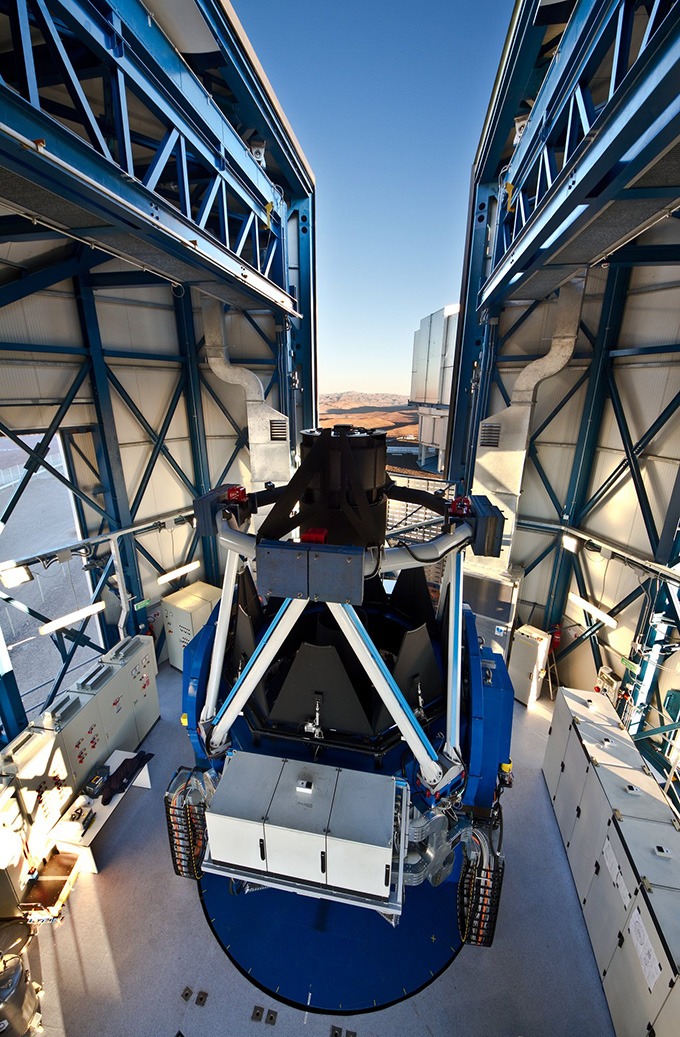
xmin=237 ymin=0 xmax=516 ymax=395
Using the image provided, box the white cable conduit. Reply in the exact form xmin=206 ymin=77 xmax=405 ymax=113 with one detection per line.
xmin=217 ymin=521 xmax=472 ymax=575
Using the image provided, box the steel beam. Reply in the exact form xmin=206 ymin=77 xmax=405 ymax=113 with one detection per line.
xmin=544 ymin=266 xmax=631 ymax=630
xmin=0 ymin=359 xmax=91 ymax=530
xmin=446 ymin=182 xmax=496 ymax=487
xmin=174 ymin=290 xmax=220 ymax=586
xmin=75 ymin=276 xmax=145 ymax=635
xmin=0 ymin=622 xmax=27 ymax=743
xmin=556 ymin=581 xmax=648 ymax=662
xmin=605 ymin=365 xmax=659 ymax=553
xmin=579 ymin=386 xmax=680 ymax=522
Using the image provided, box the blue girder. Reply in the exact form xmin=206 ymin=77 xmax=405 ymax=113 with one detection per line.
xmin=0 ymin=0 xmax=305 ymax=313
xmin=482 ymin=0 xmax=680 ymax=310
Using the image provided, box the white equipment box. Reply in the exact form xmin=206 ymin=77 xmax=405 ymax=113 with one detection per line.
xmin=0 ymin=727 xmax=72 ymax=856
xmin=161 ymin=581 xmax=221 ymax=670
xmin=206 ymin=753 xmax=395 ymax=899
xmin=35 ymin=689 xmax=107 ymax=788
xmin=508 ymin=624 xmax=551 ymax=705
xmin=544 ymin=687 xmax=680 ymax=1037
xmin=104 ymin=634 xmax=160 ymax=742
xmin=74 ymin=661 xmax=138 ymax=752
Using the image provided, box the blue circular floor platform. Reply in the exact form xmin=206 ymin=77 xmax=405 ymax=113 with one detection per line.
xmin=199 ymin=857 xmax=464 ymax=1014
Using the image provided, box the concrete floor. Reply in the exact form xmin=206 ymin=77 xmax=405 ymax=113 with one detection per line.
xmin=27 ymin=665 xmax=616 ymax=1037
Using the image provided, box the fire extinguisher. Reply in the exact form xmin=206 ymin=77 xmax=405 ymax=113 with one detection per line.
xmin=550 ymin=623 xmax=561 ymax=653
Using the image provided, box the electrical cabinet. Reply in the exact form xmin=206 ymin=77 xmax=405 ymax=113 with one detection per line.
xmin=161 ymin=581 xmax=221 ymax=670
xmin=35 ymin=689 xmax=107 ymax=789
xmin=552 ymin=723 xmax=591 ymax=847
xmin=0 ymin=727 xmax=72 ymax=858
xmin=325 ymin=766 xmax=394 ymax=898
xmin=206 ymin=752 xmax=395 ymax=899
xmin=603 ymin=885 xmax=680 ymax=1037
xmin=74 ymin=661 xmax=138 ymax=752
xmin=265 ymin=760 xmax=337 ymax=886
xmin=206 ymin=753 xmax=285 ymax=872
xmin=104 ymin=634 xmax=160 ymax=742
xmin=508 ymin=624 xmax=551 ymax=705
xmin=583 ymin=823 xmax=637 ymax=975
xmin=545 ymin=688 xmax=680 ymax=1037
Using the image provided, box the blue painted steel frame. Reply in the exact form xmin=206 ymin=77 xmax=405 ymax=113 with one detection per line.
xmin=481 ymin=0 xmax=680 ymax=310
xmin=0 ymin=1 xmax=316 ymax=734
xmin=0 ymin=0 xmax=302 ymax=314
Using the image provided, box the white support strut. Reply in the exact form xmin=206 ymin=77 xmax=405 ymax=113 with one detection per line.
xmin=328 ymin=602 xmax=443 ymax=787
xmin=201 ymin=550 xmax=240 ymax=723
xmin=445 ymin=551 xmax=464 ymax=758
xmin=218 ymin=521 xmax=472 ymax=576
xmin=210 ymin=596 xmax=308 ymax=750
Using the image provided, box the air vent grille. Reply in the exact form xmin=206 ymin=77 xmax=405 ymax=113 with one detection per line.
xmin=479 ymin=423 xmax=501 ymax=448
xmin=269 ymin=419 xmax=288 ymax=442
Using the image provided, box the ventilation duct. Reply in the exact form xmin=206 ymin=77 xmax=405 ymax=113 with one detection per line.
xmin=201 ymin=297 xmax=291 ymax=489
xmin=472 ymin=276 xmax=585 ymax=572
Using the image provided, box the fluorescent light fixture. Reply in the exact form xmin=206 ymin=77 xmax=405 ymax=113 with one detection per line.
xmin=39 ymin=600 xmax=106 ymax=635
xmin=509 ymin=272 xmax=524 ymax=284
xmin=541 ymin=204 xmax=589 ymax=250
xmin=443 ymin=303 xmax=460 ymax=317
xmin=568 ymin=592 xmax=618 ymax=629
xmin=562 ymin=533 xmax=582 ymax=554
xmin=0 ymin=565 xmax=33 ymax=588
xmin=157 ymin=560 xmax=200 ymax=586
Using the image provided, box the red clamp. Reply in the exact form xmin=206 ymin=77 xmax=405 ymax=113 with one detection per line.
xmin=450 ymin=496 xmax=472 ymax=517
xmin=226 ymin=485 xmax=247 ymax=503
xmin=301 ymin=528 xmax=328 ymax=544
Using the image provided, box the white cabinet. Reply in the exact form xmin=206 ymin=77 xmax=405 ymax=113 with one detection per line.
xmin=161 ymin=581 xmax=221 ymax=670
xmin=544 ymin=687 xmax=680 ymax=1037
xmin=508 ymin=624 xmax=551 ymax=705
xmin=205 ymin=752 xmax=396 ymax=899
xmin=104 ymin=634 xmax=160 ymax=743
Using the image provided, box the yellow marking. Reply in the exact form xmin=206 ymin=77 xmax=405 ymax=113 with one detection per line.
xmin=403 ymin=988 xmax=407 ymax=995
xmin=227 ymin=945 xmax=231 ymax=950
xmin=248 ymin=967 xmax=252 ymax=975
xmin=431 ymin=934 xmax=436 ymax=943
xmin=276 ymin=987 xmax=279 ymax=994
xmin=265 ymin=202 xmax=274 ymax=230
xmin=430 ymin=970 xmax=434 ymax=977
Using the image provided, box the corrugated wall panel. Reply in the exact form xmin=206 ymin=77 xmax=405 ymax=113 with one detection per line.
xmin=94 ymin=289 xmax=180 ymax=354
xmin=0 ymin=290 xmax=83 ymax=347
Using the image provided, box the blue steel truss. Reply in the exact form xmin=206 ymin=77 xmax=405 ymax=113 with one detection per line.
xmin=0 ymin=0 xmax=316 ymax=741
xmin=446 ymin=0 xmax=680 ymax=780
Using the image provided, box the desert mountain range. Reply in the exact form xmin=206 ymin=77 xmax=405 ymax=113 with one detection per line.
xmin=318 ymin=392 xmax=418 ymax=438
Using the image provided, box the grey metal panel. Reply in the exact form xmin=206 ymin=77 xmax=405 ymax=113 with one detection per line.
xmin=265 ymin=759 xmax=338 ymax=885
xmin=584 ymin=824 xmax=638 ymax=976
xmin=577 ymin=720 xmax=648 ymax=771
xmin=552 ymin=725 xmax=590 ymax=847
xmin=615 ymin=817 xmax=680 ymax=894
xmin=256 ymin=540 xmax=308 ymax=600
xmin=652 ymin=980 xmax=680 ymax=1037
xmin=597 ymin=767 xmax=678 ymax=826
xmin=206 ymin=752 xmax=285 ymax=871
xmin=326 ymin=768 xmax=394 ymax=899
xmin=543 ymin=688 xmax=573 ymax=800
xmin=603 ymin=891 xmax=678 ymax=1037
xmin=308 ymin=545 xmax=364 ymax=605
xmin=562 ymin=687 xmax=623 ymax=729
xmin=567 ymin=764 xmax=611 ymax=902
xmin=210 ymin=752 xmax=284 ymax=824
